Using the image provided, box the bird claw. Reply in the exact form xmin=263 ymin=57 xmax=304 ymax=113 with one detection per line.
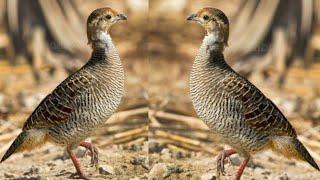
xmin=215 ymin=149 xmax=237 ymax=179
xmin=216 ymin=151 xmax=227 ymax=177
xmin=81 ymin=142 xmax=99 ymax=170
xmin=84 ymin=145 xmax=99 ymax=169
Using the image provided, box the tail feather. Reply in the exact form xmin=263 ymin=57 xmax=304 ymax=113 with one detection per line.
xmin=1 ymin=131 xmax=27 ymax=163
xmin=271 ymin=136 xmax=319 ymax=170
xmin=294 ymin=139 xmax=319 ymax=170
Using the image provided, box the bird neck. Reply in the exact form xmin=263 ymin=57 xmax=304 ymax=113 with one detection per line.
xmin=203 ymin=31 xmax=225 ymax=52
xmin=192 ymin=32 xmax=231 ymax=76
xmin=87 ymin=31 xmax=122 ymax=71
xmin=90 ymin=30 xmax=112 ymax=50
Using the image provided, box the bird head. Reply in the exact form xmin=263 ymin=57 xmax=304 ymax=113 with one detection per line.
xmin=187 ymin=8 xmax=229 ymax=46
xmin=87 ymin=7 xmax=127 ymax=44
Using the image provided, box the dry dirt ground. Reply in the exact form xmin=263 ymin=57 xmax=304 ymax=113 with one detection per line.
xmin=149 ymin=147 xmax=320 ymax=180
xmin=0 ymin=142 xmax=148 ymax=180
xmin=1 ymin=141 xmax=319 ymax=180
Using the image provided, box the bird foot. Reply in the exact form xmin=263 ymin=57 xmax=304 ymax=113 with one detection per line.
xmin=70 ymin=172 xmax=90 ymax=180
xmin=215 ymin=149 xmax=236 ymax=178
xmin=80 ymin=141 xmax=99 ymax=169
xmin=67 ymin=147 xmax=90 ymax=180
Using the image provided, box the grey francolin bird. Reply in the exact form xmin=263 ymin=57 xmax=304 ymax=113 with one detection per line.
xmin=1 ymin=7 xmax=127 ymax=179
xmin=187 ymin=7 xmax=319 ymax=180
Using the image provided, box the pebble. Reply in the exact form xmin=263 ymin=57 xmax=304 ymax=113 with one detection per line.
xmin=160 ymin=148 xmax=171 ymax=161
xmin=278 ymin=173 xmax=289 ymax=180
xmin=75 ymin=146 xmax=87 ymax=158
xmin=164 ymin=165 xmax=183 ymax=178
xmin=23 ymin=166 xmax=40 ymax=175
xmin=99 ymin=165 xmax=114 ymax=175
xmin=4 ymin=172 xmax=15 ymax=178
xmin=149 ymin=163 xmax=167 ymax=179
xmin=131 ymin=156 xmax=148 ymax=169
xmin=149 ymin=141 xmax=165 ymax=153
xmin=201 ymin=173 xmax=216 ymax=180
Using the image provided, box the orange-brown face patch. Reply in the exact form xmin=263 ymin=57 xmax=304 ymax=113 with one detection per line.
xmin=196 ymin=7 xmax=214 ymax=18
xmin=101 ymin=7 xmax=118 ymax=17
xmin=87 ymin=7 xmax=118 ymax=25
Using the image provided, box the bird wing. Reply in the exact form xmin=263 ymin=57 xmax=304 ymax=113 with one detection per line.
xmin=222 ymin=74 xmax=297 ymax=137
xmin=23 ymin=69 xmax=94 ymax=130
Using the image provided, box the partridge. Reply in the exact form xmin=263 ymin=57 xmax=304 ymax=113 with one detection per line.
xmin=1 ymin=7 xmax=127 ymax=179
xmin=187 ymin=7 xmax=319 ymax=180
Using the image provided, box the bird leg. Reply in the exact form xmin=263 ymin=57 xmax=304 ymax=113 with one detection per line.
xmin=67 ymin=147 xmax=89 ymax=180
xmin=216 ymin=148 xmax=236 ymax=178
xmin=80 ymin=141 xmax=99 ymax=169
xmin=233 ymin=158 xmax=249 ymax=180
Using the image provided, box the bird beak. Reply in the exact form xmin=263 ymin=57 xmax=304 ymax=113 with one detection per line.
xmin=186 ymin=14 xmax=198 ymax=21
xmin=116 ymin=13 xmax=127 ymax=21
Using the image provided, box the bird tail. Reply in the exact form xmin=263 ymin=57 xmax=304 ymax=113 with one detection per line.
xmin=1 ymin=131 xmax=28 ymax=163
xmin=271 ymin=136 xmax=319 ymax=170
xmin=294 ymin=139 xmax=319 ymax=170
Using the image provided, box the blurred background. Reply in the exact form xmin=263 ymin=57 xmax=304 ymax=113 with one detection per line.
xmin=0 ymin=0 xmax=320 ymax=179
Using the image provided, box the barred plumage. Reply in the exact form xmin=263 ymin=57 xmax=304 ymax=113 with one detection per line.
xmin=188 ymin=7 xmax=319 ymax=180
xmin=1 ymin=7 xmax=127 ymax=179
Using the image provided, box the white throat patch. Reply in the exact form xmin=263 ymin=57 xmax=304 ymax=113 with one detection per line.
xmin=203 ymin=31 xmax=222 ymax=45
xmin=94 ymin=31 xmax=112 ymax=44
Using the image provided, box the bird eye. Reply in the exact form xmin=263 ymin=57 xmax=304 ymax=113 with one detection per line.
xmin=105 ymin=15 xmax=112 ymax=19
xmin=203 ymin=15 xmax=209 ymax=20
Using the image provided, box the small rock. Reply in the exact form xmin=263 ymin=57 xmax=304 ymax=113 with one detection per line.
xmin=172 ymin=150 xmax=189 ymax=159
xmin=278 ymin=173 xmax=289 ymax=180
xmin=23 ymin=166 xmax=40 ymax=175
xmin=160 ymin=148 xmax=170 ymax=155
xmin=160 ymin=148 xmax=171 ymax=161
xmin=164 ymin=165 xmax=183 ymax=178
xmin=149 ymin=141 xmax=165 ymax=153
xmin=201 ymin=173 xmax=216 ymax=180
xmin=131 ymin=156 xmax=148 ymax=170
xmin=47 ymin=162 xmax=56 ymax=167
xmin=75 ymin=146 xmax=87 ymax=158
xmin=99 ymin=165 xmax=114 ymax=175
xmin=261 ymin=171 xmax=271 ymax=176
xmin=4 ymin=172 xmax=15 ymax=178
xmin=149 ymin=163 xmax=167 ymax=179
xmin=128 ymin=143 xmax=141 ymax=151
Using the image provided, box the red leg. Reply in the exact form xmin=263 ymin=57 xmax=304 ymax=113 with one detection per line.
xmin=233 ymin=158 xmax=249 ymax=180
xmin=80 ymin=141 xmax=99 ymax=169
xmin=67 ymin=147 xmax=89 ymax=180
xmin=216 ymin=149 xmax=237 ymax=177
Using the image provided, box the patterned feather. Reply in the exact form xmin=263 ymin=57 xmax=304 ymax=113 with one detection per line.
xmin=23 ymin=70 xmax=94 ymax=130
xmin=221 ymin=74 xmax=297 ymax=137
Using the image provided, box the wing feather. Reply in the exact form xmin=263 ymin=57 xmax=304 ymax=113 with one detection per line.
xmin=222 ymin=74 xmax=297 ymax=137
xmin=23 ymin=70 xmax=94 ymax=130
